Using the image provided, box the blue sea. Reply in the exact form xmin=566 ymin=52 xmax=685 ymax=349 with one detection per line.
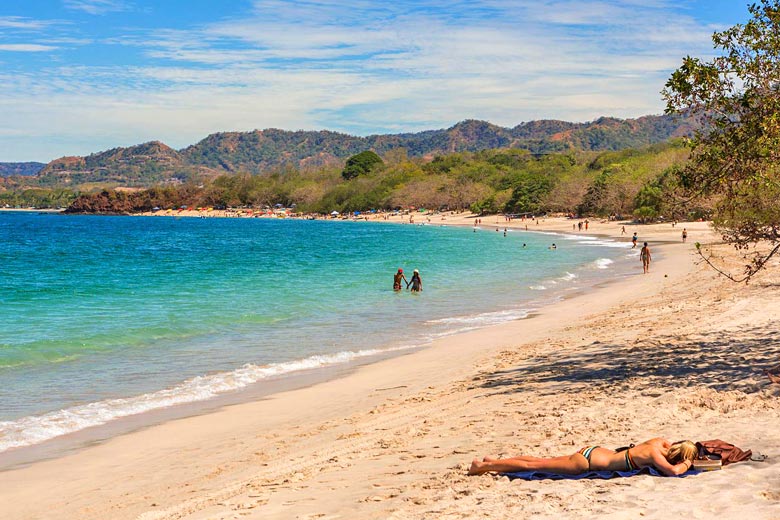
xmin=0 ymin=212 xmax=635 ymax=453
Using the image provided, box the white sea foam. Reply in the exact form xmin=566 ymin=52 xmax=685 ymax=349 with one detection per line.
xmin=529 ymin=285 xmax=547 ymax=290
xmin=0 ymin=346 xmax=414 ymax=453
xmin=528 ymin=230 xmax=564 ymax=237
xmin=563 ymin=235 xmax=630 ymax=249
xmin=426 ymin=308 xmax=531 ymax=328
xmin=594 ymin=258 xmax=614 ymax=269
xmin=560 ymin=272 xmax=577 ymax=281
xmin=579 ymin=240 xmax=631 ymax=248
xmin=563 ymin=234 xmax=597 ymax=241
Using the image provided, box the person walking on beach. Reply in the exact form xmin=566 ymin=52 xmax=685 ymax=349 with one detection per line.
xmin=631 ymin=232 xmax=638 ymax=248
xmin=621 ymin=226 xmax=626 ymax=235
xmin=407 ymin=269 xmax=423 ymax=292
xmin=468 ymin=438 xmax=697 ymax=477
xmin=682 ymin=228 xmax=688 ymax=243
xmin=393 ymin=268 xmax=408 ymax=291
xmin=640 ymin=242 xmax=651 ymax=274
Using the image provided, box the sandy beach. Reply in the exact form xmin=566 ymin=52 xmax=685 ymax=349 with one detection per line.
xmin=1 ymin=216 xmax=778 ymax=519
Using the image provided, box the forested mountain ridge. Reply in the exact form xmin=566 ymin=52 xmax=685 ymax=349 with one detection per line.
xmin=35 ymin=141 xmax=219 ymax=187
xmin=61 ymin=141 xmax=694 ymax=220
xmin=0 ymin=162 xmax=45 ymax=177
xmin=29 ymin=115 xmax=693 ymax=188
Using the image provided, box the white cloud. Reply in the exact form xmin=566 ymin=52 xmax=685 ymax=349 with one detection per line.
xmin=63 ymin=0 xmax=130 ymax=15
xmin=0 ymin=16 xmax=58 ymax=30
xmin=0 ymin=44 xmax=58 ymax=52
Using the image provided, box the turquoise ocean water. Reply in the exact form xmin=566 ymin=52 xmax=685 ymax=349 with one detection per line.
xmin=0 ymin=212 xmax=635 ymax=452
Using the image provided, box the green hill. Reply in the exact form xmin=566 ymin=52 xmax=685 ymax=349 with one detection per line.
xmin=28 ymin=115 xmax=693 ymax=189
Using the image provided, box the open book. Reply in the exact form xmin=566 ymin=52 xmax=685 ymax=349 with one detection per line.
xmin=693 ymin=458 xmax=722 ymax=471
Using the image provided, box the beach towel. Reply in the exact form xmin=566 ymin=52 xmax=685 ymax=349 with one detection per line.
xmin=503 ymin=467 xmax=697 ymax=480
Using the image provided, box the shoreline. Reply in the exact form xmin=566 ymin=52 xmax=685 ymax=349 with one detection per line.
xmin=2 ymin=218 xmax=778 ymax=519
xmin=0 ymin=207 xmax=64 ymax=213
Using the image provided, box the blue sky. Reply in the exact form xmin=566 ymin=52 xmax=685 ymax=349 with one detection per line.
xmin=0 ymin=1 xmax=751 ymax=161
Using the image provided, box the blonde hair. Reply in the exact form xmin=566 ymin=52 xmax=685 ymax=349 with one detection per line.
xmin=667 ymin=440 xmax=697 ymax=464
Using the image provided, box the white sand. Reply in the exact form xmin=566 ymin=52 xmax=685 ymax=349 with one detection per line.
xmin=1 ymin=217 xmax=778 ymax=519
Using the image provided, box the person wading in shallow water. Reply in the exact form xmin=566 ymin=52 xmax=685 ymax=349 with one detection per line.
xmin=393 ymin=268 xmax=408 ymax=291
xmin=407 ymin=269 xmax=423 ymax=292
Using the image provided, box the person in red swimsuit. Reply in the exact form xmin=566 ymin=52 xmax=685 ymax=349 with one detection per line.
xmin=393 ymin=268 xmax=408 ymax=291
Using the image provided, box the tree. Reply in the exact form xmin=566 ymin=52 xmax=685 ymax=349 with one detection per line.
xmin=633 ymin=184 xmax=663 ymax=222
xmin=505 ymin=172 xmax=554 ymax=214
xmin=663 ymin=0 xmax=780 ymax=281
xmin=341 ymin=151 xmax=384 ymax=180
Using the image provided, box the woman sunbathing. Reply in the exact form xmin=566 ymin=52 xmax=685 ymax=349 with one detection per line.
xmin=468 ymin=438 xmax=697 ymax=477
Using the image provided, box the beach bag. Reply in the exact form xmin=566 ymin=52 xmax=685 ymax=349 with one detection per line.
xmin=696 ymin=439 xmax=752 ymax=465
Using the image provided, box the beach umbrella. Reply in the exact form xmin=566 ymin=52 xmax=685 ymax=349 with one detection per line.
xmin=331 ymin=210 xmax=340 ymax=216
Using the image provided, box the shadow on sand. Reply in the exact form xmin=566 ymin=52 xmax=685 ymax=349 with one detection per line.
xmin=475 ymin=326 xmax=780 ymax=396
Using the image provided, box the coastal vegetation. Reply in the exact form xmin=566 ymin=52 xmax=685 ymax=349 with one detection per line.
xmin=663 ymin=0 xmax=780 ymax=280
xmin=0 ymin=186 xmax=77 ymax=209
xmin=62 ymin=142 xmax=692 ymax=219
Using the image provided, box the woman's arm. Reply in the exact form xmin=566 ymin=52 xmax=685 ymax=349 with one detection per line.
xmin=652 ymin=451 xmax=690 ymax=476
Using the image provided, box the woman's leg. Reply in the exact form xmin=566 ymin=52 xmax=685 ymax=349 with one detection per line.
xmin=469 ymin=453 xmax=588 ymax=475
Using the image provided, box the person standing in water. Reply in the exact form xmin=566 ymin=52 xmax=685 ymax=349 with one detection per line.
xmin=407 ymin=269 xmax=423 ymax=292
xmin=631 ymin=232 xmax=638 ymax=248
xmin=640 ymin=242 xmax=652 ymax=274
xmin=393 ymin=268 xmax=408 ymax=291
